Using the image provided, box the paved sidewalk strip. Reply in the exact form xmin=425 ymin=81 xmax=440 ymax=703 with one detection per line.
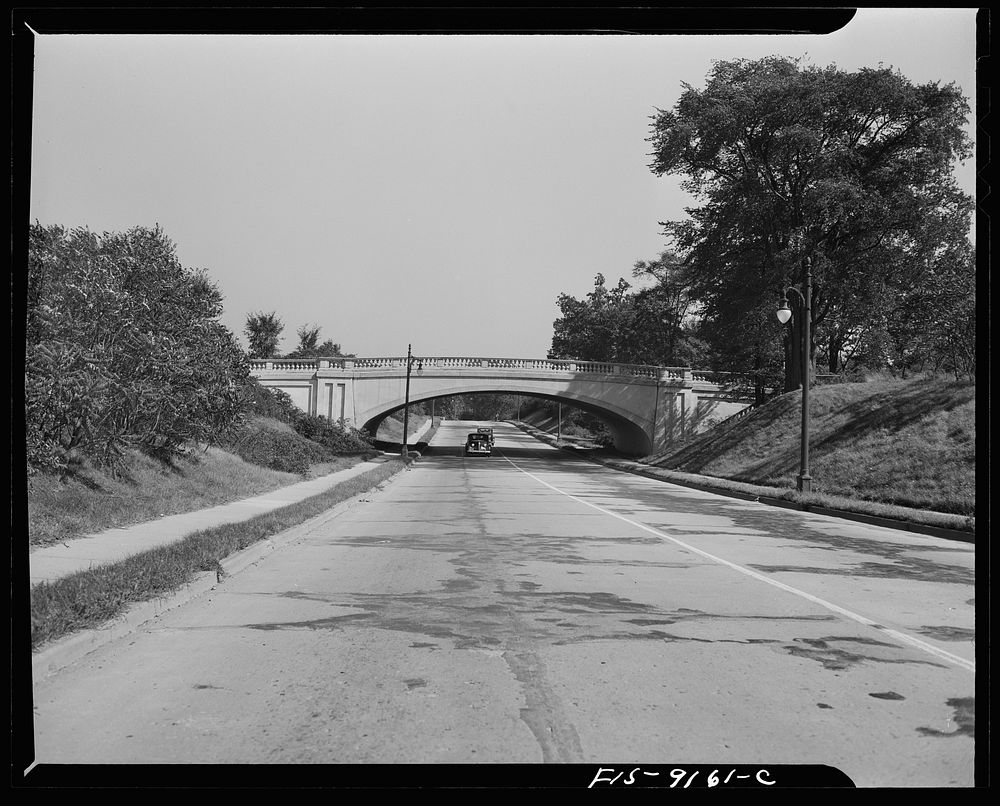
xmin=28 ymin=459 xmax=388 ymax=587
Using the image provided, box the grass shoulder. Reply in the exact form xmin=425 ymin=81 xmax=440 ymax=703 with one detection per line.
xmin=28 ymin=421 xmax=440 ymax=651
xmin=29 ymin=456 xmax=408 ymax=651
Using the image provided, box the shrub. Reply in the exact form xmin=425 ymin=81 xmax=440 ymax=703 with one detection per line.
xmin=239 ymin=380 xmax=301 ymax=423
xmin=229 ymin=382 xmax=374 ymax=459
xmin=590 ymin=430 xmax=615 ymax=447
xmin=292 ymin=415 xmax=375 ymax=454
xmin=26 ymin=224 xmax=248 ymax=476
xmin=219 ymin=419 xmax=334 ymax=475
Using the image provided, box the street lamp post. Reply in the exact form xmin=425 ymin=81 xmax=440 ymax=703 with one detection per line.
xmin=401 ymin=344 xmax=422 ymax=458
xmin=775 ymin=256 xmax=813 ymax=493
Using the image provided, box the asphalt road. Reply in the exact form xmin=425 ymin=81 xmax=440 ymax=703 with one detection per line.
xmin=29 ymin=421 xmax=976 ymax=786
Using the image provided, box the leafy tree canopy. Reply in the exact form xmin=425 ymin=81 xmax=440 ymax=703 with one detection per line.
xmin=283 ymin=324 xmax=355 ymax=359
xmin=549 ymin=265 xmax=710 ymax=368
xmin=26 ymin=224 xmax=249 ymax=474
xmin=244 ymin=311 xmax=284 ymax=359
xmin=648 ymin=56 xmax=974 ymax=385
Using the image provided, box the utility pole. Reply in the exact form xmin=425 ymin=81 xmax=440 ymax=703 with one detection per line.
xmin=799 ymin=257 xmax=813 ymax=492
xmin=402 ymin=344 xmax=412 ymax=458
xmin=776 ymin=254 xmax=813 ymax=492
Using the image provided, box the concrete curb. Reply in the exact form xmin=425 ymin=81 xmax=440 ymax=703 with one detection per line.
xmin=31 ymin=571 xmax=219 ymax=683
xmin=510 ymin=421 xmax=975 ymax=544
xmin=30 ymin=460 xmax=412 ymax=680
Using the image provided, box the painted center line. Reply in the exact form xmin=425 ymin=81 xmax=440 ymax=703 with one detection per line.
xmin=499 ymin=451 xmax=975 ymax=673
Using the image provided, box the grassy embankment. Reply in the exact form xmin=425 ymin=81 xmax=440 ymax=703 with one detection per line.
xmin=28 ymin=441 xmax=346 ymax=549
xmin=373 ymin=411 xmax=434 ymax=450
xmin=27 ymin=412 xmax=432 ymax=650
xmin=518 ymin=375 xmax=976 ymax=534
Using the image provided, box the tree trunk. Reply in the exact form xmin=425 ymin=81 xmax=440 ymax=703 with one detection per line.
xmin=783 ymin=330 xmax=795 ymax=392
xmin=828 ymin=332 xmax=844 ymax=374
xmin=784 ymin=300 xmax=814 ymax=392
xmin=753 ymin=353 xmax=766 ymax=404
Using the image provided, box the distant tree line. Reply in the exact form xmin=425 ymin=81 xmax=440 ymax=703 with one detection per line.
xmin=418 ymin=394 xmax=610 ymax=446
xmin=549 ymin=58 xmax=975 ymax=394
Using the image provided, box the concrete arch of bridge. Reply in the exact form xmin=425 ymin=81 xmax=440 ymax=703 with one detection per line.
xmin=253 ymin=359 xmax=751 ymax=459
xmin=363 ymin=385 xmax=654 ymax=455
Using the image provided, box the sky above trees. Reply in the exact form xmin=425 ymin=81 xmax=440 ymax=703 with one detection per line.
xmin=27 ymin=9 xmax=979 ymax=360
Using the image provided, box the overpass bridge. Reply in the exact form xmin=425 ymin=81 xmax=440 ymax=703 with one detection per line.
xmin=248 ymin=356 xmax=754 ymax=456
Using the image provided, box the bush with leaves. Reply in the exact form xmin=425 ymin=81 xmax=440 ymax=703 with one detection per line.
xmin=239 ymin=379 xmax=302 ymax=423
xmin=221 ymin=421 xmax=334 ymax=475
xmin=26 ymin=224 xmax=249 ymax=476
xmin=292 ymin=414 xmax=375 ymax=455
xmin=228 ymin=379 xmax=375 ymax=464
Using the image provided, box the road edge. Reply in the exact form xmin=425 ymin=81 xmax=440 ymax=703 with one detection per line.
xmin=509 ymin=421 xmax=975 ymax=544
xmin=30 ymin=460 xmax=416 ymax=682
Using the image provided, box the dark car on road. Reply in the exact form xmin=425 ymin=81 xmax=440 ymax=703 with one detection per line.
xmin=465 ymin=433 xmax=492 ymax=456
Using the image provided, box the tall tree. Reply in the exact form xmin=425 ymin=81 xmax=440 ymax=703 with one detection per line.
xmin=244 ymin=311 xmax=284 ymax=359
xmin=549 ymin=262 xmax=710 ymax=368
xmin=283 ymin=325 xmax=350 ymax=359
xmin=294 ymin=324 xmax=321 ymax=356
xmin=314 ymin=339 xmax=347 ymax=358
xmin=629 ymin=250 xmax=709 ymax=367
xmin=648 ymin=57 xmax=973 ymax=389
xmin=549 ymin=273 xmax=637 ymax=363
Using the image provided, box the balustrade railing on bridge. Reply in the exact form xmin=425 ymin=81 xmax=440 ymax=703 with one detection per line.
xmin=248 ymin=356 xmax=701 ymax=381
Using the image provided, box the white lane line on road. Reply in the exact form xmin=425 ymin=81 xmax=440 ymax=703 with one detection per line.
xmin=499 ymin=452 xmax=975 ymax=674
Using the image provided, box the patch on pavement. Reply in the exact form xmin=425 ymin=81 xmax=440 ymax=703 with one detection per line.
xmin=783 ymin=636 xmax=947 ymax=670
xmin=916 ymin=697 xmax=975 ymax=739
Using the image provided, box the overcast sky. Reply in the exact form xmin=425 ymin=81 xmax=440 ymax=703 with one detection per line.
xmin=28 ymin=8 xmax=979 ymax=359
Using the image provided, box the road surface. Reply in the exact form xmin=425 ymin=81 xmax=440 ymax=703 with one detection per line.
xmin=28 ymin=421 xmax=976 ymax=786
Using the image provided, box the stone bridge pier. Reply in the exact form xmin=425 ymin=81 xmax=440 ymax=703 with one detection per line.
xmin=249 ymin=356 xmax=754 ymax=457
